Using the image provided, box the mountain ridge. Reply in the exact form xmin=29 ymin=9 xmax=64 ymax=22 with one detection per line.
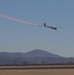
xmin=0 ymin=49 xmax=74 ymax=65
xmin=0 ymin=49 xmax=63 ymax=58
xmin=24 ymin=49 xmax=63 ymax=58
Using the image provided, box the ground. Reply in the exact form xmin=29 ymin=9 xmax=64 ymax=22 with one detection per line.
xmin=0 ymin=65 xmax=74 ymax=75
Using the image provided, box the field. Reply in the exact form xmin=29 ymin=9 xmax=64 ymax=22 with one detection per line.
xmin=0 ymin=65 xmax=74 ymax=75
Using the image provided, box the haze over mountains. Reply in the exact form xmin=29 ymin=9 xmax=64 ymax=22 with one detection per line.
xmin=0 ymin=49 xmax=74 ymax=65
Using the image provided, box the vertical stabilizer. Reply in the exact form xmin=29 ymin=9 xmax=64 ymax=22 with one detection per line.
xmin=44 ymin=23 xmax=46 ymax=27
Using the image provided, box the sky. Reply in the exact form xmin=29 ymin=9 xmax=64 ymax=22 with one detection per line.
xmin=0 ymin=0 xmax=74 ymax=57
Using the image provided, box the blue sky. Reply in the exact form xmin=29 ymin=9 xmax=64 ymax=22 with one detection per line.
xmin=0 ymin=0 xmax=74 ymax=57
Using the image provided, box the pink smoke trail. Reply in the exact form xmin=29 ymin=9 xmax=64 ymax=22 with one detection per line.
xmin=0 ymin=14 xmax=38 ymax=26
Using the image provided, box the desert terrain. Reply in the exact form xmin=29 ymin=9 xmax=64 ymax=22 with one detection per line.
xmin=0 ymin=65 xmax=74 ymax=75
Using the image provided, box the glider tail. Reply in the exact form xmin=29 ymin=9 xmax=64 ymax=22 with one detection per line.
xmin=44 ymin=23 xmax=46 ymax=27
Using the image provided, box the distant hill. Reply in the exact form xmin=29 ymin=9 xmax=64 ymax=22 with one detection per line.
xmin=0 ymin=49 xmax=63 ymax=58
xmin=24 ymin=49 xmax=63 ymax=58
xmin=0 ymin=49 xmax=74 ymax=65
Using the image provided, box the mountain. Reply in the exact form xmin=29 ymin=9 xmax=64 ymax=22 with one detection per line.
xmin=0 ymin=49 xmax=74 ymax=65
xmin=24 ymin=49 xmax=62 ymax=58
xmin=0 ymin=49 xmax=63 ymax=58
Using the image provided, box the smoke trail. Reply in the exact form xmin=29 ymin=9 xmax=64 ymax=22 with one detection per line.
xmin=0 ymin=14 xmax=38 ymax=26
